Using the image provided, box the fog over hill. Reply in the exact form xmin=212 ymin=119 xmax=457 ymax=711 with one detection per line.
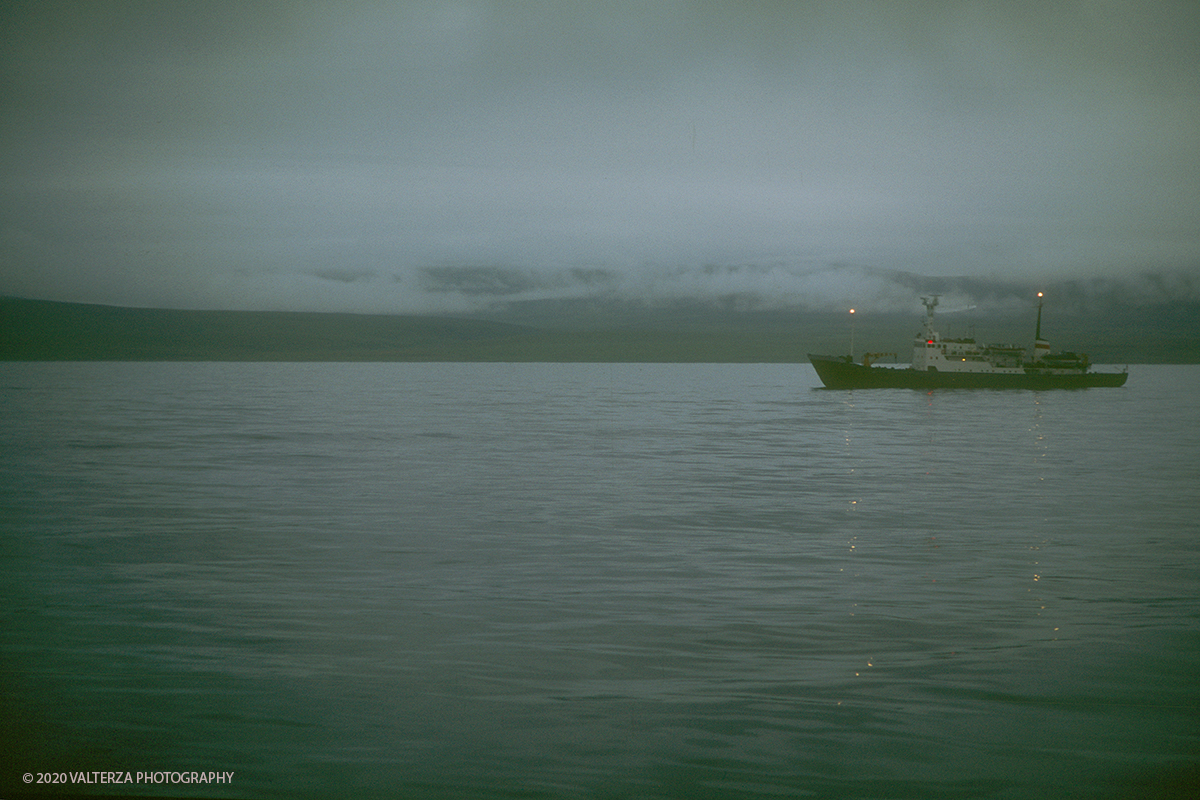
xmin=5 ymin=266 xmax=1196 ymax=363
xmin=433 ymin=263 xmax=1200 ymax=320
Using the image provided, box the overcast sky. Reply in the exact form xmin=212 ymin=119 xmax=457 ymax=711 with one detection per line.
xmin=3 ymin=1 xmax=1198 ymax=314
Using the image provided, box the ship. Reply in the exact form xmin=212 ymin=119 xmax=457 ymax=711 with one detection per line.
xmin=808 ymin=294 xmax=1128 ymax=390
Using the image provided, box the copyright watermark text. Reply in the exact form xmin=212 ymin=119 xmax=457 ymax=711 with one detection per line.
xmin=22 ymin=770 xmax=234 ymax=785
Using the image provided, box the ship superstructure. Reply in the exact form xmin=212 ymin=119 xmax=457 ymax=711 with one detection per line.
xmin=910 ymin=296 xmax=1027 ymax=373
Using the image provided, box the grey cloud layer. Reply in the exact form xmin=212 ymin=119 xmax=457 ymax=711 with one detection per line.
xmin=2 ymin=1 xmax=1197 ymax=312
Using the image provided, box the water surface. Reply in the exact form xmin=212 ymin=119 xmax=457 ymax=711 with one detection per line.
xmin=2 ymin=363 xmax=1197 ymax=798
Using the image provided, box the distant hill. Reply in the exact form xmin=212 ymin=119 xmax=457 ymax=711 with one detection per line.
xmin=0 ymin=296 xmax=811 ymax=362
xmin=0 ymin=297 xmax=539 ymax=362
xmin=471 ymin=294 xmax=1200 ymax=364
xmin=2 ymin=295 xmax=1196 ymax=362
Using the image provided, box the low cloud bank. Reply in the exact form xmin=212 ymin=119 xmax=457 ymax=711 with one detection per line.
xmin=402 ymin=261 xmax=1200 ymax=318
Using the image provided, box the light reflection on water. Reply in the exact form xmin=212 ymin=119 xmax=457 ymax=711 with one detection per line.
xmin=1 ymin=363 xmax=1197 ymax=799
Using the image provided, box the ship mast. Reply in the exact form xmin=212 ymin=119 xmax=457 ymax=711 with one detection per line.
xmin=920 ymin=296 xmax=939 ymax=341
xmin=1032 ymin=292 xmax=1049 ymax=361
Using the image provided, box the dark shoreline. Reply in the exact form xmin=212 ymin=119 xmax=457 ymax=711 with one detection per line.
xmin=3 ymin=295 xmax=1195 ymax=363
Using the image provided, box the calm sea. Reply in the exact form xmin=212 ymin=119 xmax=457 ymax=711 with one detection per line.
xmin=2 ymin=362 xmax=1197 ymax=799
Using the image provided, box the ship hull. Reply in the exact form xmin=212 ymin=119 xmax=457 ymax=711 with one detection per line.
xmin=808 ymin=354 xmax=1128 ymax=390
